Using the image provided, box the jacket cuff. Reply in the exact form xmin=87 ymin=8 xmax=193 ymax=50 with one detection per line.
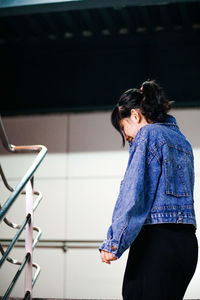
xmin=98 ymin=239 xmax=122 ymax=259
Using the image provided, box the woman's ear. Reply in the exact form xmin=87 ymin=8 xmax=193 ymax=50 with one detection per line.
xmin=130 ymin=109 xmax=141 ymax=123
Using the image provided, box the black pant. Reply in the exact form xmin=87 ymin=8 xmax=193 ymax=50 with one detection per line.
xmin=122 ymin=223 xmax=198 ymax=300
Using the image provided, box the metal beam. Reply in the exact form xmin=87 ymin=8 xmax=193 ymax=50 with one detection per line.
xmin=99 ymin=8 xmax=117 ymax=35
xmin=1 ymin=0 xmax=200 ymax=17
xmin=138 ymin=6 xmax=154 ymax=32
xmin=80 ymin=9 xmax=98 ymax=34
xmin=5 ymin=17 xmax=28 ymax=38
xmin=23 ymin=15 xmax=46 ymax=37
xmin=119 ymin=7 xmax=136 ymax=33
xmin=178 ymin=2 xmax=191 ymax=29
xmin=0 ymin=19 xmax=9 ymax=39
xmin=60 ymin=11 xmax=80 ymax=36
xmin=42 ymin=13 xmax=59 ymax=34
xmin=159 ymin=5 xmax=172 ymax=31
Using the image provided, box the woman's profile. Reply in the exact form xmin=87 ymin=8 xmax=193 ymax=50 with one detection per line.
xmin=99 ymin=79 xmax=198 ymax=300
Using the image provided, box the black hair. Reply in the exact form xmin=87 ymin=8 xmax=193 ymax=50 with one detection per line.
xmin=111 ymin=79 xmax=174 ymax=146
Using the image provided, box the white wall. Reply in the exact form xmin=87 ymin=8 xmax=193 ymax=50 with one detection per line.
xmin=0 ymin=109 xmax=200 ymax=299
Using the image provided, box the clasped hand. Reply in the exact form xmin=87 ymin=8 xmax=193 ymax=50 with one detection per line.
xmin=100 ymin=250 xmax=117 ymax=264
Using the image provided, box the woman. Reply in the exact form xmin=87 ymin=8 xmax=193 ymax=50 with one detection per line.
xmin=99 ymin=79 xmax=198 ymax=300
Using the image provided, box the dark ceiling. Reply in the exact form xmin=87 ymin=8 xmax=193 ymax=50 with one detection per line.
xmin=0 ymin=0 xmax=200 ymax=115
xmin=1 ymin=0 xmax=200 ymax=46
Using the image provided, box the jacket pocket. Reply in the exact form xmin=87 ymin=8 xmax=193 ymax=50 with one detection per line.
xmin=164 ymin=159 xmax=189 ymax=197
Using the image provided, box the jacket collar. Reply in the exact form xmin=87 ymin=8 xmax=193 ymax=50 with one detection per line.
xmin=159 ymin=114 xmax=178 ymax=126
xmin=128 ymin=114 xmax=179 ymax=149
xmin=156 ymin=114 xmax=180 ymax=131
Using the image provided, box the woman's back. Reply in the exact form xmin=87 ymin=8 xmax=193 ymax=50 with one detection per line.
xmin=131 ymin=114 xmax=197 ymax=228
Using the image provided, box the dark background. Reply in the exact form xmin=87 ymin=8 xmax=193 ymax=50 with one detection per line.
xmin=0 ymin=0 xmax=200 ymax=115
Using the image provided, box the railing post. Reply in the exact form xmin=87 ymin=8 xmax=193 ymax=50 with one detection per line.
xmin=25 ymin=177 xmax=34 ymax=299
xmin=0 ymin=117 xmax=47 ymax=297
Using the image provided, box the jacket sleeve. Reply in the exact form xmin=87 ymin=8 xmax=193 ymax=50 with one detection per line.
xmin=99 ymin=139 xmax=162 ymax=259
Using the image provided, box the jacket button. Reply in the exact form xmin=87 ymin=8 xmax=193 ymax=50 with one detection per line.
xmin=111 ymin=246 xmax=116 ymax=251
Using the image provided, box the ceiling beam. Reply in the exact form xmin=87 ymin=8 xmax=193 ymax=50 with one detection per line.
xmin=60 ymin=11 xmax=80 ymax=36
xmin=138 ymin=6 xmax=154 ymax=32
xmin=1 ymin=0 xmax=200 ymax=17
xmin=119 ymin=7 xmax=136 ymax=33
xmin=80 ymin=9 xmax=98 ymax=35
xmin=99 ymin=8 xmax=117 ymax=35
xmin=159 ymin=5 xmax=172 ymax=31
xmin=178 ymin=2 xmax=191 ymax=30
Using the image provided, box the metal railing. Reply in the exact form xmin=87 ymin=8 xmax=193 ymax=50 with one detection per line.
xmin=0 ymin=116 xmax=47 ymax=300
xmin=0 ymin=239 xmax=103 ymax=253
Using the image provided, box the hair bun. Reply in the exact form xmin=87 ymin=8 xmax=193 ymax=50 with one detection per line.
xmin=139 ymin=79 xmax=172 ymax=122
xmin=141 ymin=80 xmax=157 ymax=99
xmin=141 ymin=79 xmax=163 ymax=105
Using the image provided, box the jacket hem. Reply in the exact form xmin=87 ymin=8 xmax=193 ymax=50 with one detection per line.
xmin=144 ymin=218 xmax=197 ymax=229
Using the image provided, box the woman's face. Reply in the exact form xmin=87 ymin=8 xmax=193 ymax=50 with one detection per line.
xmin=119 ymin=109 xmax=149 ymax=143
xmin=120 ymin=117 xmax=138 ymax=143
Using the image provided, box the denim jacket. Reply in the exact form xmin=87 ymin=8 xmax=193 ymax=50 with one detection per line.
xmin=99 ymin=114 xmax=197 ymax=259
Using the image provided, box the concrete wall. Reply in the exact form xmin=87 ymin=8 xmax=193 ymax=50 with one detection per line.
xmin=0 ymin=109 xmax=200 ymax=299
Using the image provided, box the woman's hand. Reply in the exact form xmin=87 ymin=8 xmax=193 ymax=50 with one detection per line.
xmin=100 ymin=250 xmax=117 ymax=264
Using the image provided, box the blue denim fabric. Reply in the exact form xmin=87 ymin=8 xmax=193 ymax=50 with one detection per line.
xmin=99 ymin=114 xmax=197 ymax=259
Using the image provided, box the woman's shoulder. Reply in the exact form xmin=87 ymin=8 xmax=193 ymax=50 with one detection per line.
xmin=135 ymin=122 xmax=166 ymax=145
xmin=130 ymin=125 xmax=166 ymax=158
xmin=135 ymin=115 xmax=193 ymax=156
xmin=137 ymin=115 xmax=179 ymax=140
